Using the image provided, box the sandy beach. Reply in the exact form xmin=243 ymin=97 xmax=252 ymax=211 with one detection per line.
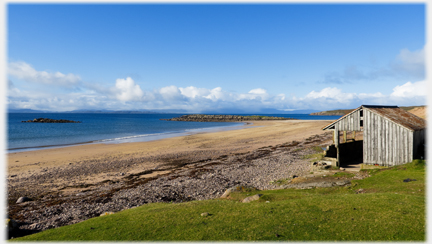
xmin=8 ymin=120 xmax=331 ymax=178
xmin=8 ymin=119 xmax=335 ymax=236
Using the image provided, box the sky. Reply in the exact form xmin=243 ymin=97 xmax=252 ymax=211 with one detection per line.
xmin=6 ymin=3 xmax=427 ymax=113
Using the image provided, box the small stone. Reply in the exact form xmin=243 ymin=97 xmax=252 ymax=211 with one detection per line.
xmin=29 ymin=223 xmax=41 ymax=229
xmin=16 ymin=196 xmax=32 ymax=203
xmin=242 ymin=194 xmax=263 ymax=203
xmin=220 ymin=188 xmax=232 ymax=198
xmin=100 ymin=212 xmax=115 ymax=216
xmin=200 ymin=212 xmax=209 ymax=217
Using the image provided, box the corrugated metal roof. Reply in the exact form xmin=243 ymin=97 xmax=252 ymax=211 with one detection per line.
xmin=322 ymin=105 xmax=426 ymax=131
xmin=365 ymin=106 xmax=426 ymax=131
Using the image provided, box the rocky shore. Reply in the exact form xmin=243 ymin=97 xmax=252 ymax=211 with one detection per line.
xmin=7 ymin=131 xmax=346 ymax=238
xmin=21 ymin=118 xmax=81 ymax=123
xmin=161 ymin=114 xmax=295 ymax=122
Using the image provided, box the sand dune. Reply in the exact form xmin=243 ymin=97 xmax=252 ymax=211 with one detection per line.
xmin=408 ymin=106 xmax=427 ymax=119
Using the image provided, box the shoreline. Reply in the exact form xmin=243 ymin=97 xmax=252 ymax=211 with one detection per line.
xmin=8 ymin=122 xmax=250 ymax=153
xmin=8 ymin=120 xmax=333 ymax=177
xmin=8 ymin=119 xmax=335 ymax=237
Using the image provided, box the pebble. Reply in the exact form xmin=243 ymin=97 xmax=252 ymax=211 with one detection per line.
xmin=16 ymin=196 xmax=32 ymax=204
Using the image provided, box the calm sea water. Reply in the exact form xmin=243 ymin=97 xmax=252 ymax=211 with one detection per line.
xmin=7 ymin=113 xmax=341 ymax=152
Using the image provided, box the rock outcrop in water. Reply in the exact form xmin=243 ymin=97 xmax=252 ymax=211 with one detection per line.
xmin=161 ymin=114 xmax=296 ymax=122
xmin=21 ymin=118 xmax=81 ymax=123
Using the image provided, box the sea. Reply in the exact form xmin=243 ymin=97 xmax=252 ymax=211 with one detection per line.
xmin=7 ymin=113 xmax=342 ymax=153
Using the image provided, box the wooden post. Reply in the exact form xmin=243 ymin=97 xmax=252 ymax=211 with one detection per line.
xmin=353 ymin=131 xmax=356 ymax=141
xmin=343 ymin=131 xmax=347 ymax=143
xmin=334 ymin=129 xmax=339 ymax=167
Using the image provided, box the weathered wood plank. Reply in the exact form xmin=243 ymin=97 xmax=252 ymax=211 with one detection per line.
xmin=386 ymin=119 xmax=389 ymax=165
xmin=378 ymin=115 xmax=382 ymax=164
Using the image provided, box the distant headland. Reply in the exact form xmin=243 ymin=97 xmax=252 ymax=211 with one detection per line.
xmin=161 ymin=114 xmax=297 ymax=122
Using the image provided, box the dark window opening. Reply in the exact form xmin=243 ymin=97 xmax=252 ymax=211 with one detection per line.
xmin=360 ymin=110 xmax=363 ymax=117
xmin=360 ymin=120 xmax=363 ymax=127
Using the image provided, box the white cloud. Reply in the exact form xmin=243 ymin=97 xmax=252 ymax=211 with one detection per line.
xmin=113 ymin=77 xmax=144 ymax=101
xmin=204 ymin=87 xmax=227 ymax=101
xmin=304 ymin=87 xmax=356 ymax=105
xmin=249 ymin=88 xmax=267 ymax=95
xmin=7 ymin=71 xmax=427 ymax=112
xmin=321 ymin=47 xmax=425 ymax=84
xmin=390 ymin=80 xmax=427 ymax=98
xmin=179 ymin=86 xmax=210 ymax=98
xmin=388 ymin=48 xmax=425 ymax=79
xmin=396 ymin=48 xmax=424 ymax=67
xmin=8 ymin=61 xmax=81 ymax=87
xmin=160 ymin=85 xmax=184 ymax=101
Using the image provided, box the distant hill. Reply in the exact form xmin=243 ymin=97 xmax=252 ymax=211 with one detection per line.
xmin=8 ymin=108 xmax=47 ymax=113
xmin=67 ymin=110 xmax=167 ymax=114
xmin=309 ymin=109 xmax=353 ymax=116
xmin=310 ymin=105 xmax=426 ymax=119
xmin=7 ymin=108 xmax=320 ymax=115
xmin=403 ymin=106 xmax=426 ymax=119
xmin=7 ymin=109 xmax=168 ymax=114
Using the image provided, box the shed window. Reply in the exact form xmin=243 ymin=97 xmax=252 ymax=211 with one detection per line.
xmin=360 ymin=120 xmax=363 ymax=127
xmin=360 ymin=110 xmax=363 ymax=117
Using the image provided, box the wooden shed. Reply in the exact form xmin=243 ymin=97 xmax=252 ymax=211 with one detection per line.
xmin=322 ymin=105 xmax=426 ymax=167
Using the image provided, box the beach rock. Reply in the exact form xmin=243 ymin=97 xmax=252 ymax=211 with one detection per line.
xmin=310 ymin=161 xmax=332 ymax=171
xmin=220 ymin=189 xmax=232 ymax=198
xmin=335 ymin=180 xmax=351 ymax=186
xmin=28 ymin=223 xmax=41 ymax=229
xmin=21 ymin=118 xmax=81 ymax=123
xmin=200 ymin=212 xmax=209 ymax=217
xmin=242 ymin=194 xmax=262 ymax=203
xmin=220 ymin=185 xmax=257 ymax=198
xmin=16 ymin=197 xmax=32 ymax=203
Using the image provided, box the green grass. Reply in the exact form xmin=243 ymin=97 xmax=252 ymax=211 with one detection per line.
xmin=324 ymin=172 xmax=356 ymax=178
xmin=13 ymin=160 xmax=425 ymax=241
xmin=302 ymin=152 xmax=324 ymax=161
xmin=302 ymin=146 xmax=325 ymax=162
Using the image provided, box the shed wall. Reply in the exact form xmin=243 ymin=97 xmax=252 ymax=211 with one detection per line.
xmin=363 ymin=109 xmax=414 ymax=166
xmin=334 ymin=109 xmax=362 ymax=131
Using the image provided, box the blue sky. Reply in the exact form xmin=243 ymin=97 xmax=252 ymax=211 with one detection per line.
xmin=7 ymin=3 xmax=426 ymax=112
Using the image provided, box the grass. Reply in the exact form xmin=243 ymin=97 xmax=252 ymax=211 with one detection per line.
xmin=324 ymin=172 xmax=356 ymax=178
xmin=302 ymin=152 xmax=324 ymax=161
xmin=269 ymin=178 xmax=291 ymax=185
xmin=302 ymin=146 xmax=325 ymax=162
xmin=12 ymin=160 xmax=425 ymax=241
